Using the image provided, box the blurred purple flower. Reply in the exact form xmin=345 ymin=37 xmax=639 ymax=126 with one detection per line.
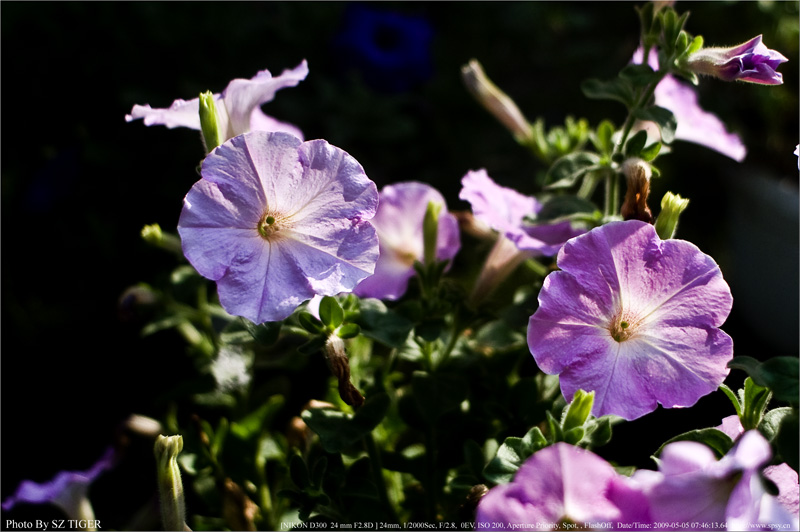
xmin=716 ymin=415 xmax=800 ymax=520
xmin=633 ymin=48 xmax=746 ymax=161
xmin=178 ymin=131 xmax=379 ymax=323
xmin=685 ymin=35 xmax=788 ymax=85
xmin=460 ymin=169 xmax=583 ymax=256
xmin=335 ymin=4 xmax=433 ymax=92
xmin=632 ymin=431 xmax=799 ymax=531
xmin=2 ymin=447 xmax=115 ymax=522
xmin=354 ymin=182 xmax=460 ymax=300
xmin=527 ymin=220 xmax=733 ymax=420
xmin=126 ymin=60 xmax=308 ymax=141
xmin=476 ymin=443 xmax=650 ymax=530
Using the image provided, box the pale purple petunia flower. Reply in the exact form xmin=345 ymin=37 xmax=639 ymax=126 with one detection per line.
xmin=126 ymin=60 xmax=308 ymax=141
xmin=686 ymin=35 xmax=788 ymax=86
xmin=178 ymin=131 xmax=379 ymax=324
xmin=2 ymin=447 xmax=115 ymax=521
xmin=632 ymin=431 xmax=799 ymax=531
xmin=716 ymin=415 xmax=800 ymax=520
xmin=460 ymin=169 xmax=583 ymax=255
xmin=476 ymin=443 xmax=650 ymax=530
xmin=528 ymin=220 xmax=733 ymax=420
xmin=633 ymin=48 xmax=746 ymax=161
xmin=354 ymin=181 xmax=460 ymax=300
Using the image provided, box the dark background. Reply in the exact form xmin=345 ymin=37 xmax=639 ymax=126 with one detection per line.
xmin=2 ymin=1 xmax=798 ymax=525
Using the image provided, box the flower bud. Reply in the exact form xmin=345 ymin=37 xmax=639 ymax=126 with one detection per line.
xmin=461 ymin=59 xmax=534 ymax=144
xmin=423 ymin=200 xmax=442 ymax=266
xmin=620 ymin=158 xmax=653 ymax=223
xmin=682 ymin=35 xmax=788 ymax=85
xmin=154 ymin=435 xmax=189 ymax=531
xmin=199 ymin=91 xmax=224 ymax=152
xmin=141 ymin=223 xmax=183 ymax=256
xmin=654 ymin=192 xmax=689 ymax=240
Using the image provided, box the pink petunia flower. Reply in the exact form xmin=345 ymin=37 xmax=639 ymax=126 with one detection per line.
xmin=178 ymin=131 xmax=379 ymax=323
xmin=354 ymin=181 xmax=460 ymax=300
xmin=126 ymin=60 xmax=308 ymax=141
xmin=476 ymin=443 xmax=650 ymax=531
xmin=527 ymin=220 xmax=733 ymax=420
xmin=632 ymin=430 xmax=799 ymax=531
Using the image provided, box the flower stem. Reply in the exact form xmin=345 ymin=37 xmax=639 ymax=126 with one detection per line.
xmin=364 ymin=432 xmax=399 ymax=523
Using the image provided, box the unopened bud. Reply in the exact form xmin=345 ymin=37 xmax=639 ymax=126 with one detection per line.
xmin=461 ymin=59 xmax=534 ymax=144
xmin=154 ymin=435 xmax=190 ymax=531
xmin=141 ymin=223 xmax=183 ymax=256
xmin=199 ymin=91 xmax=223 ymax=153
xmin=620 ymin=158 xmax=653 ymax=223
xmin=423 ymin=200 xmax=442 ymax=266
xmin=654 ymin=192 xmax=689 ymax=239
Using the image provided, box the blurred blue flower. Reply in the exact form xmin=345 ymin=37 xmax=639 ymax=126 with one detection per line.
xmin=335 ymin=4 xmax=433 ymax=92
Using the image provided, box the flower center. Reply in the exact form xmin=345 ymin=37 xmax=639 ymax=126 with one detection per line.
xmin=257 ymin=211 xmax=285 ymax=240
xmin=609 ymin=311 xmax=640 ymax=343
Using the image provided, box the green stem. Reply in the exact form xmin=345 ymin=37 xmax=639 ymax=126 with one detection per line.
xmin=424 ymin=426 xmax=438 ymax=521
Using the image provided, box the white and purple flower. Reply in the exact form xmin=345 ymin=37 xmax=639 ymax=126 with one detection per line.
xmin=178 ymin=131 xmax=379 ymax=323
xmin=354 ymin=181 xmax=460 ymax=301
xmin=528 ymin=220 xmax=733 ymax=420
xmin=476 ymin=443 xmax=650 ymax=530
xmin=126 ymin=60 xmax=308 ymax=141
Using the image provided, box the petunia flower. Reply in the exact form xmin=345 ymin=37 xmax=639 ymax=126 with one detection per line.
xmin=632 ymin=430 xmax=799 ymax=531
xmin=2 ymin=447 xmax=115 ymax=527
xmin=633 ymin=48 xmax=747 ymax=161
xmin=459 ymin=169 xmax=585 ymax=305
xmin=527 ymin=220 xmax=733 ymax=420
xmin=684 ymin=35 xmax=788 ymax=86
xmin=476 ymin=443 xmax=650 ymax=530
xmin=354 ymin=181 xmax=460 ymax=300
xmin=716 ymin=415 xmax=800 ymax=520
xmin=126 ymin=60 xmax=308 ymax=141
xmin=178 ymin=131 xmax=379 ymax=324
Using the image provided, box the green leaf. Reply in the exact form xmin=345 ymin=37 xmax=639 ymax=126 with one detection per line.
xmin=290 ymin=453 xmax=311 ymax=490
xmin=591 ymin=120 xmax=616 ymax=156
xmin=742 ymin=377 xmax=772 ymax=431
xmin=483 ymin=427 xmax=548 ymax=485
xmin=639 ymin=141 xmax=662 ymax=162
xmin=624 ymin=130 xmax=648 ymax=158
xmin=356 ymin=299 xmax=414 ymax=348
xmin=632 ymin=106 xmax=677 ymax=144
xmin=581 ymin=77 xmax=635 ymax=108
xmin=619 ymin=64 xmax=659 ymax=87
xmin=654 ymin=428 xmax=733 ymax=459
xmin=759 ymin=407 xmax=795 ymax=442
xmin=729 ymin=356 xmax=799 ymax=405
xmin=298 ymin=312 xmax=325 ymax=334
xmin=302 ymin=393 xmax=390 ymax=453
xmin=319 ymin=296 xmax=344 ymax=330
xmin=775 ymin=409 xmax=799 ymax=473
xmin=719 ymin=384 xmax=742 ymax=418
xmin=336 ymin=323 xmax=361 ymax=339
xmin=545 ymin=151 xmax=602 ymax=189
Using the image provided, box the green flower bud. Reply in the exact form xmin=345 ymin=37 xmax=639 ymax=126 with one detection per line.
xmin=654 ymin=192 xmax=689 ymax=239
xmin=199 ymin=91 xmax=223 ymax=153
xmin=141 ymin=223 xmax=184 ymax=256
xmin=423 ymin=200 xmax=442 ymax=266
xmin=562 ymin=389 xmax=595 ymax=433
xmin=154 ymin=435 xmax=189 ymax=531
